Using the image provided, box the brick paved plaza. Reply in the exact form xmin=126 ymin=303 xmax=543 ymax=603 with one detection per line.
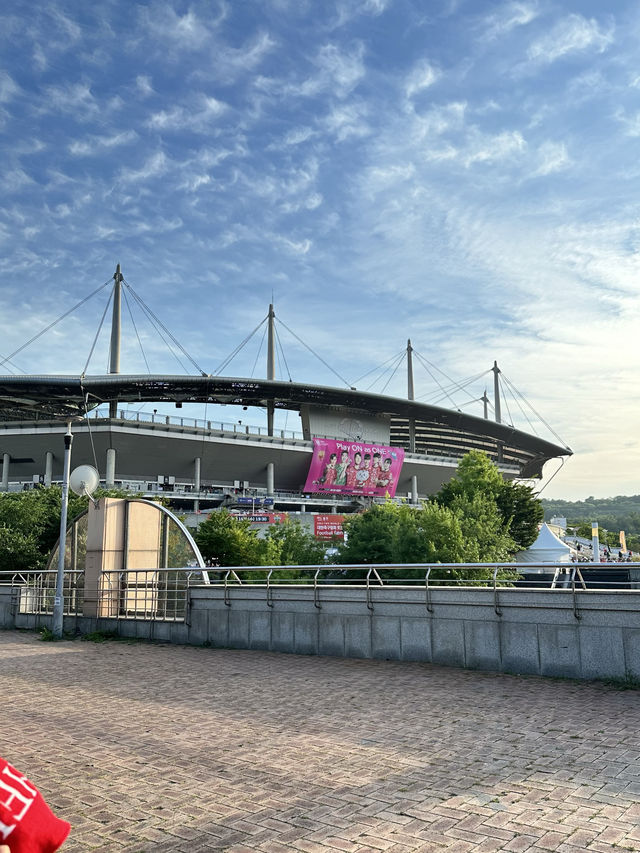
xmin=2 ymin=630 xmax=640 ymax=852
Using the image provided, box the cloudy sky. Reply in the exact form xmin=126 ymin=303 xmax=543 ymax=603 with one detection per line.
xmin=1 ymin=0 xmax=638 ymax=500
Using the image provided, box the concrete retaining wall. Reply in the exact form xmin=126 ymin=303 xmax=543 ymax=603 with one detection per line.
xmin=3 ymin=583 xmax=640 ymax=681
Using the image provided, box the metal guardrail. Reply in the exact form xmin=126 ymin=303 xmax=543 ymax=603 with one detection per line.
xmin=0 ymin=568 xmax=206 ymax=623
xmin=205 ymin=562 xmax=640 ymax=621
xmin=2 ymin=562 xmax=637 ymax=624
xmin=91 ymin=407 xmax=306 ymax=440
xmin=4 ymin=569 xmax=85 ymax=616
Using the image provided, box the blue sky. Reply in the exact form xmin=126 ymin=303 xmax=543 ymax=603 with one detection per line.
xmin=1 ymin=0 xmax=639 ymax=501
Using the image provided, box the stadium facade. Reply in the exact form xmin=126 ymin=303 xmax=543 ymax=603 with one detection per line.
xmin=0 ymin=268 xmax=572 ymax=518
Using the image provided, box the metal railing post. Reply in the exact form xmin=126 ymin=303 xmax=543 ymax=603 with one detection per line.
xmin=425 ymin=567 xmax=433 ymax=613
xmin=493 ymin=566 xmax=502 ymax=616
xmin=313 ymin=568 xmax=322 ymax=609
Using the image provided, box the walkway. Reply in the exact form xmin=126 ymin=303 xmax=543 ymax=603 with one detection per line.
xmin=2 ymin=630 xmax=640 ymax=852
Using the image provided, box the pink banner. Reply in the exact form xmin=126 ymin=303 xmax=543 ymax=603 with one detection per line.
xmin=304 ymin=439 xmax=404 ymax=497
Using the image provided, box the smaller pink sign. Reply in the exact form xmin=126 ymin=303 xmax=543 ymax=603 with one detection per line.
xmin=304 ymin=438 xmax=404 ymax=498
xmin=314 ymin=514 xmax=345 ymax=539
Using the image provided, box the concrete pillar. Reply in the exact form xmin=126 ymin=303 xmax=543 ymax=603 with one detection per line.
xmin=194 ymin=456 xmax=201 ymax=514
xmin=411 ymin=475 xmax=418 ymax=505
xmin=1 ymin=453 xmax=8 ymax=491
xmin=84 ymin=498 xmax=161 ymax=618
xmin=106 ymin=448 xmax=116 ymax=487
xmin=45 ymin=451 xmax=53 ymax=487
xmin=266 ymin=461 xmax=274 ymax=497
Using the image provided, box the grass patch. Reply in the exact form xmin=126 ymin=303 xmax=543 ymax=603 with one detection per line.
xmin=38 ymin=627 xmax=58 ymax=641
xmin=602 ymin=673 xmax=640 ymax=691
xmin=81 ymin=630 xmax=121 ymax=643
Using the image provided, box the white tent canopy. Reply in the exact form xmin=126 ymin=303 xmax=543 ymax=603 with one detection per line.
xmin=515 ymin=522 xmax=572 ymax=564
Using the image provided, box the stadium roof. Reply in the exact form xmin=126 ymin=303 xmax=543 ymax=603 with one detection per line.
xmin=0 ymin=373 xmax=571 ymax=479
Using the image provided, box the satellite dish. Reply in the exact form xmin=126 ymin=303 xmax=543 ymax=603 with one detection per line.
xmin=70 ymin=465 xmax=100 ymax=499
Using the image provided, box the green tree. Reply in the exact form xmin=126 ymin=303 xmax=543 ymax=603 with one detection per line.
xmin=437 ymin=450 xmax=504 ymax=507
xmin=449 ymin=492 xmax=516 ymax=562
xmin=0 ymin=527 xmax=43 ymax=572
xmin=436 ymin=450 xmax=542 ymax=555
xmin=495 ymin=481 xmax=543 ymax=550
xmin=195 ymin=509 xmax=263 ymax=567
xmin=0 ymin=487 xmax=87 ymax=571
xmin=337 ymin=499 xmax=517 ymax=582
xmin=339 ymin=503 xmax=399 ymax=565
xmin=261 ymin=519 xmax=325 ymax=566
xmin=392 ymin=502 xmax=466 ymax=566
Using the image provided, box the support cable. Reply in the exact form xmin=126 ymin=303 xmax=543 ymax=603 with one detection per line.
xmin=416 ymin=357 xmax=490 ymax=407
xmin=250 ymin=324 xmax=268 ymax=379
xmin=124 ymin=285 xmax=191 ymax=374
xmin=498 ymin=376 xmax=514 ymax=427
xmin=82 ymin=288 xmax=113 ymax=377
xmin=412 ymin=351 xmax=460 ymax=410
xmin=365 ymin=350 xmax=405 ymax=393
xmin=352 ymin=350 xmax=405 ymax=386
xmin=422 ymin=369 xmax=489 ymax=400
xmin=123 ymin=280 xmax=207 ymax=375
xmin=79 ymin=386 xmax=100 ymax=475
xmin=122 ymin=287 xmax=151 ymax=374
xmin=0 ymin=278 xmax=113 ymax=370
xmin=500 ymin=372 xmax=568 ymax=448
xmin=0 ymin=359 xmax=23 ymax=376
xmin=215 ymin=317 xmax=267 ymax=376
xmin=500 ymin=374 xmax=538 ymax=436
xmin=275 ymin=318 xmax=353 ymax=388
xmin=274 ymin=324 xmax=292 ymax=382
xmin=534 ymin=456 xmax=566 ymax=497
xmin=379 ymin=351 xmax=405 ymax=395
xmin=423 ymin=370 xmax=489 ymax=406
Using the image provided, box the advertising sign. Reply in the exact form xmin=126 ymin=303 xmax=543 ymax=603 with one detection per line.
xmin=314 ymin=514 xmax=345 ymax=540
xmin=304 ymin=438 xmax=404 ymax=497
xmin=230 ymin=512 xmax=289 ymax=524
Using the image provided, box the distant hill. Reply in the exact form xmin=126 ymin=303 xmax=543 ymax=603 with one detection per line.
xmin=542 ymin=495 xmax=640 ymax=535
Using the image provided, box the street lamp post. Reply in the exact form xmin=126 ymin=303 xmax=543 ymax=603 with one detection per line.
xmin=52 ymin=422 xmax=73 ymax=638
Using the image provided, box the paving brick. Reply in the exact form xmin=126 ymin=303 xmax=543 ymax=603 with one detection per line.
xmin=2 ymin=630 xmax=640 ymax=852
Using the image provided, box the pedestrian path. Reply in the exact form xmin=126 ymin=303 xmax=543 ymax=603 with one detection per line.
xmin=2 ymin=630 xmax=640 ymax=852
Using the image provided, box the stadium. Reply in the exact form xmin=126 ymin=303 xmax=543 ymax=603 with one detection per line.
xmin=0 ymin=267 xmax=572 ymax=522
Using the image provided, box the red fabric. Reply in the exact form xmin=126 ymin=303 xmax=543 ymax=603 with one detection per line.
xmin=0 ymin=758 xmax=70 ymax=853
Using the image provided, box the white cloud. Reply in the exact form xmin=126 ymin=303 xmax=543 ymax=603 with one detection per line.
xmin=49 ymin=7 xmax=82 ymax=43
xmin=463 ymin=129 xmax=526 ymax=166
xmin=0 ymin=71 xmax=20 ymax=102
xmin=179 ymin=174 xmax=212 ymax=192
xmin=615 ymin=108 xmax=640 ymax=138
xmin=278 ymin=235 xmax=312 ymax=254
xmin=527 ymin=14 xmax=613 ymax=64
xmin=333 ymin=0 xmax=391 ymax=28
xmin=316 ymin=42 xmax=366 ymax=97
xmin=118 ymin=151 xmax=169 ymax=184
xmin=530 ymin=141 xmax=571 ymax=177
xmin=283 ymin=126 xmax=315 ymax=146
xmin=69 ymin=130 xmax=138 ymax=157
xmin=323 ymin=102 xmax=371 ymax=141
xmin=213 ymin=31 xmax=277 ymax=81
xmin=253 ymin=42 xmax=366 ymax=101
xmin=483 ymin=1 xmax=538 ymax=40
xmin=146 ymin=94 xmax=227 ymax=132
xmin=0 ymin=169 xmax=34 ymax=193
xmin=405 ymin=60 xmax=440 ymax=99
xmin=136 ymin=75 xmax=154 ymax=97
xmin=41 ymin=82 xmax=100 ymax=119
xmin=413 ymin=102 xmax=466 ymax=138
xmin=139 ymin=4 xmax=216 ymax=51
